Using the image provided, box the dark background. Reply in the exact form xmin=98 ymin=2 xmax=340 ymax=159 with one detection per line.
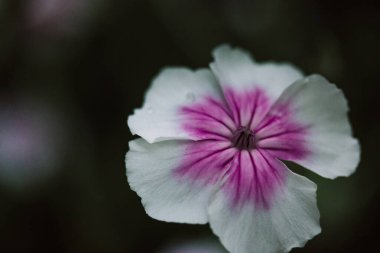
xmin=0 ymin=0 xmax=379 ymax=252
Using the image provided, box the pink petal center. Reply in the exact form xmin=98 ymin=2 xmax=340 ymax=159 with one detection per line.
xmin=176 ymin=87 xmax=310 ymax=210
xmin=231 ymin=126 xmax=256 ymax=150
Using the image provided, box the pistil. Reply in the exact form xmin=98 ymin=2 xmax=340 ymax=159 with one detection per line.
xmin=231 ymin=126 xmax=256 ymax=150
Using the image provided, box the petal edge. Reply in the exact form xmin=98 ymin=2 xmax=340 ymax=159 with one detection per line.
xmin=208 ymin=166 xmax=321 ymax=253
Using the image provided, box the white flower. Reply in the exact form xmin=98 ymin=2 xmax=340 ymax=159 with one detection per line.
xmin=126 ymin=45 xmax=360 ymax=253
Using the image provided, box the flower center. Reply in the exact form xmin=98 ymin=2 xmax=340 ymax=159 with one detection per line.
xmin=231 ymin=126 xmax=256 ymax=150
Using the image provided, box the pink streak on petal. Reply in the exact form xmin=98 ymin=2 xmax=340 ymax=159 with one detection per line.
xmin=223 ymin=88 xmax=271 ymax=128
xmin=174 ymin=140 xmax=236 ymax=185
xmin=180 ymin=97 xmax=236 ymax=140
xmin=223 ymin=150 xmax=287 ymax=210
xmin=255 ymin=102 xmax=310 ymax=160
xmin=177 ymin=87 xmax=310 ymax=210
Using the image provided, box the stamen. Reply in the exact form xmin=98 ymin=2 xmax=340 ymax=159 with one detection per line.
xmin=231 ymin=126 xmax=256 ymax=150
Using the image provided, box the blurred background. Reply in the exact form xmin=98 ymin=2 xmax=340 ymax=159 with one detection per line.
xmin=0 ymin=0 xmax=379 ymax=252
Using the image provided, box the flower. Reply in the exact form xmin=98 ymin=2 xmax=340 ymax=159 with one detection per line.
xmin=159 ymin=238 xmax=227 ymax=253
xmin=24 ymin=0 xmax=100 ymax=36
xmin=0 ymin=99 xmax=65 ymax=192
xmin=126 ymin=45 xmax=360 ymax=253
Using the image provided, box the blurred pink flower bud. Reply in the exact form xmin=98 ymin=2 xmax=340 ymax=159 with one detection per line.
xmin=0 ymin=99 xmax=65 ymax=192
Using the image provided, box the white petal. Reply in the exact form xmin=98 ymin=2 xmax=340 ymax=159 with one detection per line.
xmin=273 ymin=75 xmax=360 ymax=179
xmin=126 ymin=138 xmax=218 ymax=224
xmin=128 ymin=68 xmax=222 ymax=143
xmin=210 ymin=44 xmax=303 ymax=100
xmin=208 ymin=168 xmax=321 ymax=253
